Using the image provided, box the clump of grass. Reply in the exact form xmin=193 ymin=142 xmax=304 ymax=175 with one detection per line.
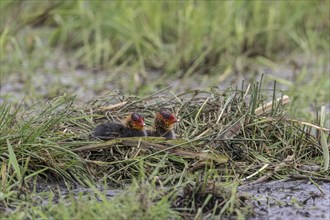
xmin=1 ymin=82 xmax=329 ymax=218
xmin=170 ymin=180 xmax=251 ymax=218
xmin=0 ymin=95 xmax=91 ymax=198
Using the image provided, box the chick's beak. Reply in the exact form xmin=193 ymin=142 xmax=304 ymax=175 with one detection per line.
xmin=172 ymin=117 xmax=179 ymax=123
xmin=140 ymin=118 xmax=146 ymax=126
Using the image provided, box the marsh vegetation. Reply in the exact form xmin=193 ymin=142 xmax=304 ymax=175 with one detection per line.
xmin=1 ymin=1 xmax=329 ymax=219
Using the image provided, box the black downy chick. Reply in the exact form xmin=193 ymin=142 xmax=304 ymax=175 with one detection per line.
xmin=93 ymin=113 xmax=147 ymax=140
xmin=147 ymin=109 xmax=179 ymax=139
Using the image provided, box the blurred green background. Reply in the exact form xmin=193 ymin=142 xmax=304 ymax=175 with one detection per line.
xmin=0 ymin=0 xmax=329 ymax=120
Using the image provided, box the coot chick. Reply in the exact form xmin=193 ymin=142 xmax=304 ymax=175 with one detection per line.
xmin=147 ymin=109 xmax=179 ymax=139
xmin=93 ymin=113 xmax=147 ymax=140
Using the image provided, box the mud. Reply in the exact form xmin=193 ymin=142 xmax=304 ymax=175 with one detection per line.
xmin=239 ymin=180 xmax=330 ymax=220
xmin=20 ymin=179 xmax=330 ymax=219
xmin=15 ymin=177 xmax=328 ymax=220
xmin=34 ymin=186 xmax=123 ymax=207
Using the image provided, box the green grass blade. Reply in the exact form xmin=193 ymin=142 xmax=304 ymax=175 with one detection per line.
xmin=7 ymin=139 xmax=22 ymax=182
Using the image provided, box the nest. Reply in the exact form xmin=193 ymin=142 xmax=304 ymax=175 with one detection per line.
xmin=61 ymin=85 xmax=328 ymax=184
xmin=3 ymin=84 xmax=328 ymax=218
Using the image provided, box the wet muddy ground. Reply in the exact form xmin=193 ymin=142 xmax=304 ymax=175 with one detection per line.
xmin=22 ymin=179 xmax=330 ymax=219
xmin=2 ymin=53 xmax=328 ymax=105
xmin=240 ymin=180 xmax=330 ymax=220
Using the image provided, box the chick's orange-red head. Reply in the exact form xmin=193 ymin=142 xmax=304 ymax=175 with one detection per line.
xmin=126 ymin=113 xmax=145 ymax=130
xmin=156 ymin=109 xmax=178 ymax=128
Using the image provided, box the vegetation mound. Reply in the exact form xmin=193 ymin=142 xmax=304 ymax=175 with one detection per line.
xmin=1 ymin=82 xmax=328 ymax=218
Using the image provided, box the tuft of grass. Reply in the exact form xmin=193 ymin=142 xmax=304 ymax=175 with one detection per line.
xmin=0 ymin=95 xmax=91 ymax=188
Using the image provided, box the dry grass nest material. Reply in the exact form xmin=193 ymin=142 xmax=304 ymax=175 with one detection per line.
xmin=69 ymin=86 xmax=329 ymax=185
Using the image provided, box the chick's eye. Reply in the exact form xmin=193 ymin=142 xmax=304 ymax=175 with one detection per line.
xmin=131 ymin=113 xmax=140 ymax=121
xmin=163 ymin=112 xmax=170 ymax=119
